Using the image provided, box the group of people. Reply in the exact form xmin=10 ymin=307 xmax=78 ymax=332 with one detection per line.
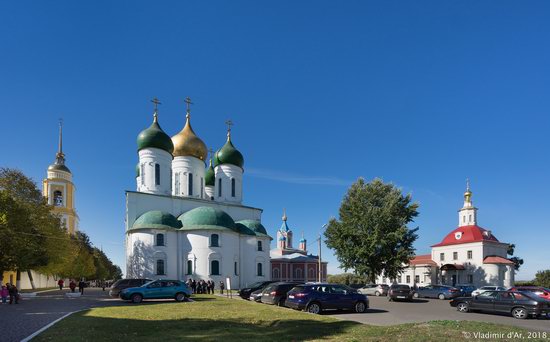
xmin=57 ymin=279 xmax=87 ymax=294
xmin=186 ymin=279 xmax=226 ymax=294
xmin=1 ymin=283 xmax=20 ymax=304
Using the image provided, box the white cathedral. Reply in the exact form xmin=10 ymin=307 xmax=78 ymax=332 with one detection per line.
xmin=126 ymin=99 xmax=272 ymax=288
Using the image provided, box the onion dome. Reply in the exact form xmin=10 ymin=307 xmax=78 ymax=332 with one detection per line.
xmin=178 ymin=206 xmax=237 ymax=232
xmin=236 ymin=219 xmax=271 ymax=238
xmin=205 ymin=158 xmax=215 ymax=186
xmin=137 ymin=113 xmax=174 ymax=154
xmin=213 ymin=130 xmax=244 ymax=169
xmin=171 ymin=109 xmax=208 ymax=160
xmin=131 ymin=211 xmax=182 ymax=231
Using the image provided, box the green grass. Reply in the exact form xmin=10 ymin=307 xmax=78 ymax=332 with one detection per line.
xmin=35 ymin=295 xmax=544 ymax=342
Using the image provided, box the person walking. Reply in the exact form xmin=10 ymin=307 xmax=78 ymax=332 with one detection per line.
xmin=78 ymin=279 xmax=85 ymax=295
xmin=219 ymin=281 xmax=225 ymax=295
xmin=191 ymin=279 xmax=196 ymax=294
xmin=8 ymin=283 xmax=19 ymax=304
xmin=210 ymin=280 xmax=215 ymax=294
xmin=1 ymin=285 xmax=8 ymax=304
xmin=69 ymin=280 xmax=76 ymax=293
xmin=57 ymin=279 xmax=64 ymax=291
xmin=206 ymin=280 xmax=211 ymax=294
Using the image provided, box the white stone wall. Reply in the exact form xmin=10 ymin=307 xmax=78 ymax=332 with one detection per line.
xmin=138 ymin=148 xmax=172 ymax=195
xmin=205 ymin=185 xmax=215 ymax=201
xmin=214 ymin=164 xmax=243 ymax=204
xmin=172 ymin=156 xmax=206 ymax=199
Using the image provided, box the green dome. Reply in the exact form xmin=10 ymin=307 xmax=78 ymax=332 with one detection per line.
xmin=205 ymin=159 xmax=215 ymax=186
xmin=178 ymin=206 xmax=237 ymax=232
xmin=135 ymin=163 xmax=140 ymax=177
xmin=235 ymin=222 xmax=256 ymax=236
xmin=213 ymin=136 xmax=244 ymax=169
xmin=236 ymin=219 xmax=270 ymax=238
xmin=131 ymin=211 xmax=182 ymax=230
xmin=137 ymin=115 xmax=174 ymax=154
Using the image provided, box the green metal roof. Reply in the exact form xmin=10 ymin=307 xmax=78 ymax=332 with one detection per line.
xmin=205 ymin=159 xmax=215 ymax=186
xmin=236 ymin=219 xmax=272 ymax=239
xmin=131 ymin=210 xmax=182 ymax=230
xmin=178 ymin=206 xmax=237 ymax=232
xmin=137 ymin=116 xmax=174 ymax=154
xmin=213 ymin=137 xmax=244 ymax=169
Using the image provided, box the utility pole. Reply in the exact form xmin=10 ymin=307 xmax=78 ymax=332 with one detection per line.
xmin=318 ymin=233 xmax=322 ymax=283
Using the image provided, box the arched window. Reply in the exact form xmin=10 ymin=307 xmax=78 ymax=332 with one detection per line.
xmin=187 ymin=260 xmax=193 ymax=275
xmin=469 ymin=214 xmax=472 ymax=222
xmin=295 ymin=268 xmax=302 ymax=279
xmin=200 ymin=177 xmax=204 ymax=199
xmin=53 ymin=190 xmax=63 ymax=207
xmin=155 ymin=164 xmax=160 ymax=185
xmin=156 ymin=259 xmax=165 ymax=275
xmin=211 ymin=260 xmax=220 ymax=275
xmin=231 ymin=178 xmax=236 ymax=197
xmin=156 ymin=233 xmax=164 ymax=246
xmin=272 ymin=268 xmax=280 ymax=279
xmin=257 ymin=263 xmax=263 ymax=276
xmin=210 ymin=234 xmax=219 ymax=247
xmin=257 ymin=241 xmax=262 ymax=251
xmin=218 ymin=178 xmax=222 ymax=197
xmin=188 ymin=173 xmax=193 ymax=196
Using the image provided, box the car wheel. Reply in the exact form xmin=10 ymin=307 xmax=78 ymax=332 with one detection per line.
xmin=438 ymin=293 xmax=446 ymax=300
xmin=375 ymin=291 xmax=380 ymax=296
xmin=413 ymin=292 xmax=419 ymax=299
xmin=306 ymin=302 xmax=322 ymax=314
xmin=277 ymin=298 xmax=285 ymax=307
xmin=175 ymin=293 xmax=186 ymax=302
xmin=512 ymin=307 xmax=527 ymax=319
xmin=131 ymin=294 xmax=143 ymax=304
xmin=457 ymin=302 xmax=469 ymax=313
xmin=355 ymin=301 xmax=367 ymax=313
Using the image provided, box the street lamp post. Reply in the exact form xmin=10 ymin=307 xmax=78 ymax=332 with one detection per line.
xmin=319 ymin=223 xmax=327 ymax=283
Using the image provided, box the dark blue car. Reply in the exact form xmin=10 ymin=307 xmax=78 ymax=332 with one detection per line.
xmin=285 ymin=283 xmax=369 ymax=314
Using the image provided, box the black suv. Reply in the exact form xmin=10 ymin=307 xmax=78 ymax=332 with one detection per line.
xmin=109 ymin=278 xmax=152 ymax=297
xmin=260 ymin=282 xmax=303 ymax=306
xmin=238 ymin=281 xmax=276 ymax=300
xmin=388 ymin=284 xmax=414 ymax=301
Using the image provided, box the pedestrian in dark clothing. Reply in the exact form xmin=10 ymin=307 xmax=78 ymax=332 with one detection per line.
xmin=191 ymin=280 xmax=196 ymax=294
xmin=69 ymin=280 xmax=76 ymax=293
xmin=58 ymin=279 xmax=64 ymax=291
xmin=220 ymin=281 xmax=225 ymax=294
xmin=78 ymin=280 xmax=85 ymax=295
xmin=210 ymin=281 xmax=215 ymax=294
xmin=8 ymin=284 xmax=19 ymax=304
xmin=206 ymin=281 xmax=211 ymax=294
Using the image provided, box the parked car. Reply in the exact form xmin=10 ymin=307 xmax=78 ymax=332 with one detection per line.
xmin=260 ymin=282 xmax=302 ymax=306
xmin=388 ymin=284 xmax=414 ymax=301
xmin=249 ymin=289 xmax=264 ymax=302
xmin=358 ymin=284 xmax=389 ymax=296
xmin=450 ymin=290 xmax=550 ymax=319
xmin=471 ymin=286 xmax=506 ymax=297
xmin=109 ymin=278 xmax=152 ymax=298
xmin=238 ymin=281 xmax=276 ymax=300
xmin=285 ymin=283 xmax=369 ymax=314
xmin=508 ymin=286 xmax=550 ymax=301
xmin=119 ymin=279 xmax=191 ymax=303
xmin=413 ymin=285 xmax=461 ymax=300
xmin=455 ymin=284 xmax=476 ymax=297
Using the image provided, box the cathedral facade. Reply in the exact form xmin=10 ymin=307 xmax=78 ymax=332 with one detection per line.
xmin=125 ymin=99 xmax=272 ymax=289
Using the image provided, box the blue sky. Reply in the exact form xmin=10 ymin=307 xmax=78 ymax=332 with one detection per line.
xmin=1 ymin=1 xmax=549 ymax=280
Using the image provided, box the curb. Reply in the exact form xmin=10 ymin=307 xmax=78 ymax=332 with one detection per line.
xmin=21 ymin=309 xmax=85 ymax=342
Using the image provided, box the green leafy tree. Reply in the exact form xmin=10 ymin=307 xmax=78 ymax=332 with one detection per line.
xmin=324 ymin=178 xmax=419 ymax=283
xmin=507 ymin=244 xmax=524 ymax=271
xmin=327 ymin=273 xmax=366 ymax=285
xmin=534 ymin=270 xmax=550 ymax=288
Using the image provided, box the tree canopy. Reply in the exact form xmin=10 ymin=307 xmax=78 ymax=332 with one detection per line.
xmin=324 ymin=178 xmax=419 ymax=283
xmin=534 ymin=269 xmax=550 ymax=288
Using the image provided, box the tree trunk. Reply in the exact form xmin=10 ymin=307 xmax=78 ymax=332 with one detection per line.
xmin=16 ymin=269 xmax=21 ymax=289
xmin=27 ymin=269 xmax=36 ymax=290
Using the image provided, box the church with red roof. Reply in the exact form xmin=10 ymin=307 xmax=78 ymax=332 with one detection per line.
xmin=377 ymin=182 xmax=515 ymax=289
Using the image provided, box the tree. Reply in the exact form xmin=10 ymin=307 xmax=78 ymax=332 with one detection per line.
xmin=507 ymin=244 xmax=524 ymax=271
xmin=534 ymin=270 xmax=550 ymax=288
xmin=327 ymin=273 xmax=366 ymax=285
xmin=324 ymin=178 xmax=419 ymax=283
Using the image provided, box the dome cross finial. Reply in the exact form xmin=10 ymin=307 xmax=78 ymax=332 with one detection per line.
xmin=58 ymin=118 xmax=63 ymax=155
xmin=466 ymin=178 xmax=470 ymax=192
xmin=151 ymin=97 xmax=161 ymax=121
xmin=225 ymin=119 xmax=233 ymax=138
xmin=282 ymin=208 xmax=287 ymax=221
xmin=184 ymin=96 xmax=193 ymax=119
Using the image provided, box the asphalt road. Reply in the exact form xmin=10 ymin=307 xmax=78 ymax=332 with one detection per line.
xmin=0 ymin=288 xmax=123 ymax=342
xmin=327 ymin=296 xmax=550 ymax=333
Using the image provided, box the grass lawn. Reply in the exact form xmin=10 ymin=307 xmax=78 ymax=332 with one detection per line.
xmin=35 ymin=295 xmax=544 ymax=342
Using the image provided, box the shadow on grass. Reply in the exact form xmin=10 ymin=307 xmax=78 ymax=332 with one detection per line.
xmin=325 ymin=308 xmax=388 ymax=315
xmin=36 ymin=315 xmax=363 ymax=341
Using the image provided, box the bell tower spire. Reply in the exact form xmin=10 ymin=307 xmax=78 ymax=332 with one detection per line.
xmin=55 ymin=119 xmax=66 ymax=166
xmin=458 ymin=179 xmax=478 ymax=227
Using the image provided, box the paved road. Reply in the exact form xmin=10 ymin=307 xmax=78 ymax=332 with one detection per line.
xmin=327 ymin=296 xmax=550 ymax=333
xmin=0 ymin=288 xmax=123 ymax=342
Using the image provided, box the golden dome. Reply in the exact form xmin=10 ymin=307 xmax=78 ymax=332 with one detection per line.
xmin=171 ymin=113 xmax=208 ymax=160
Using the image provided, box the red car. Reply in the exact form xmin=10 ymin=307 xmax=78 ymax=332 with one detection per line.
xmin=509 ymin=286 xmax=550 ymax=300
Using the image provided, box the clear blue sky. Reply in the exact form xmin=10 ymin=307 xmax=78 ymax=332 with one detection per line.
xmin=1 ymin=1 xmax=549 ymax=280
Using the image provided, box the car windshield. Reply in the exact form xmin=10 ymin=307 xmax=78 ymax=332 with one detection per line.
xmin=142 ymin=280 xmax=158 ymax=287
xmin=290 ymin=286 xmax=305 ymax=292
xmin=248 ymin=282 xmax=265 ymax=288
xmin=111 ymin=280 xmax=124 ymax=287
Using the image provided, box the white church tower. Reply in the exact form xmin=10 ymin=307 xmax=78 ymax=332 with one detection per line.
xmin=171 ymin=97 xmax=208 ymax=199
xmin=136 ymin=99 xmax=174 ymax=195
xmin=213 ymin=121 xmax=244 ymax=204
xmin=458 ymin=179 xmax=478 ymax=227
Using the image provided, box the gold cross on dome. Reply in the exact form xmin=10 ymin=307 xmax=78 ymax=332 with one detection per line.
xmin=151 ymin=98 xmax=161 ymax=113
xmin=184 ymin=97 xmax=193 ymax=113
xmin=225 ymin=119 xmax=233 ymax=132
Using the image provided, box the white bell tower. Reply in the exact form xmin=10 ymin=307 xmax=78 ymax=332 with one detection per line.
xmin=458 ymin=179 xmax=478 ymax=227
